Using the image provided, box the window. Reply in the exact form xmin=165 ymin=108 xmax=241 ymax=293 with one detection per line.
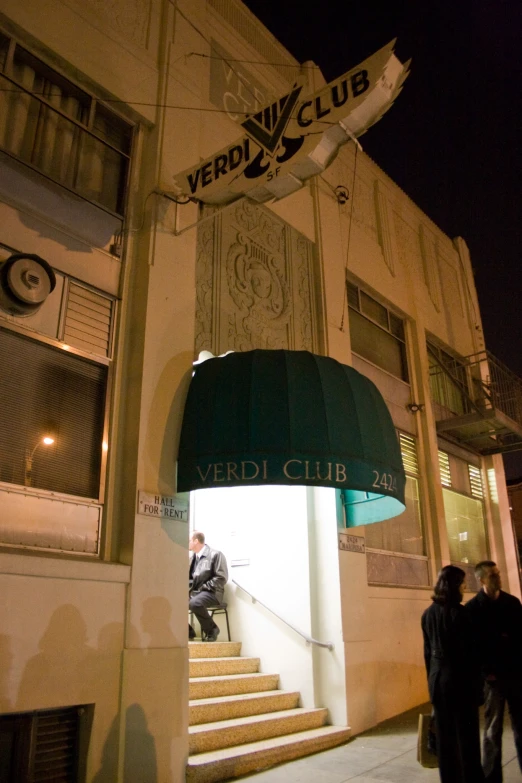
xmin=0 ymin=32 xmax=132 ymax=214
xmin=427 ymin=342 xmax=469 ymax=416
xmin=347 ymin=282 xmax=408 ymax=381
xmin=438 ymin=449 xmax=488 ymax=565
xmin=0 ymin=326 xmax=107 ymax=499
xmin=366 ymin=433 xmax=424 ymax=556
xmin=366 ymin=433 xmax=430 ymax=587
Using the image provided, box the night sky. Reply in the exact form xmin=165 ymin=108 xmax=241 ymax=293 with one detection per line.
xmin=243 ymin=0 xmax=522 ymax=478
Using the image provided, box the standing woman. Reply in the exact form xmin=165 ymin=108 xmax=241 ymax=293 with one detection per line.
xmin=421 ymin=565 xmax=484 ymax=783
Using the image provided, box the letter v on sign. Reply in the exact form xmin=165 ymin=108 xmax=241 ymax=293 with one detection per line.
xmin=241 ymin=85 xmax=303 ymax=154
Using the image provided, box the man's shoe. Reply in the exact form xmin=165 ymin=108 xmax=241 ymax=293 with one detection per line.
xmin=204 ymin=627 xmax=220 ymax=642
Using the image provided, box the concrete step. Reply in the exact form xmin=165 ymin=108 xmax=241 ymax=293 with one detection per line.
xmin=190 ymin=657 xmax=260 ymax=678
xmin=189 ymin=673 xmax=279 ymax=700
xmin=189 ymin=641 xmax=241 ymax=659
xmin=189 ymin=690 xmax=300 ymax=726
xmin=186 ymin=725 xmax=352 ymax=783
xmin=189 ymin=707 xmax=328 ymax=754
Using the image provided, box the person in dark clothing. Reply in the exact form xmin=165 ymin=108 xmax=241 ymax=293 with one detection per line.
xmin=465 ymin=560 xmax=522 ymax=782
xmin=421 ymin=565 xmax=485 ymax=783
xmin=188 ymin=531 xmax=228 ymax=642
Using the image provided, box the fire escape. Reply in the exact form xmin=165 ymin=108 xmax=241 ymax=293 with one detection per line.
xmin=429 ymin=350 xmax=522 ymax=455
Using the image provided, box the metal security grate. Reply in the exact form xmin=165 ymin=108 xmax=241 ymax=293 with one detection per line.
xmin=469 ymin=465 xmax=484 ymax=499
xmin=32 ymin=707 xmax=80 ymax=782
xmin=438 ymin=450 xmax=451 ymax=487
xmin=399 ymin=432 xmax=418 ymax=476
xmin=64 ymin=283 xmax=114 ymax=358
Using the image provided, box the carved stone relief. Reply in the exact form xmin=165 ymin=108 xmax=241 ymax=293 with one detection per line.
xmin=61 ymin=0 xmax=151 ymax=49
xmin=195 ymin=201 xmax=319 ymax=356
xmin=351 ymin=174 xmax=378 ymax=240
xmin=419 ymin=224 xmax=441 ymax=311
xmin=394 ymin=213 xmax=419 ymax=272
xmin=374 ymin=180 xmax=397 ymax=276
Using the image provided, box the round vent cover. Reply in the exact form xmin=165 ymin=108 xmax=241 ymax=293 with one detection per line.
xmin=0 ymin=254 xmax=56 ymax=316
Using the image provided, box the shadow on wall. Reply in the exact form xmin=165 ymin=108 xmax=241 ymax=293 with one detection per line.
xmin=0 ymin=157 xmax=121 ymax=251
xmin=145 ymin=352 xmax=194 ymax=498
xmin=0 ymin=634 xmax=13 ymax=712
xmin=93 ymin=704 xmax=158 ymax=783
xmin=346 ymin=660 xmax=428 ymax=734
xmin=10 ymin=605 xmax=125 ymax=782
xmin=2 ymin=600 xmax=177 ymax=782
xmin=141 ymin=596 xmax=178 ymax=648
xmin=17 ymin=604 xmax=96 ymax=708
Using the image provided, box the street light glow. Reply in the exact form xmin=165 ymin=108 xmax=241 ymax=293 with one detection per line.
xmin=43 ymin=436 xmax=55 ymax=445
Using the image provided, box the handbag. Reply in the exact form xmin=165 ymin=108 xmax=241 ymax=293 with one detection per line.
xmin=417 ymin=712 xmax=438 ymax=768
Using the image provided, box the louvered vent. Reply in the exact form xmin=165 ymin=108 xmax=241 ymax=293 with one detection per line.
xmin=438 ymin=450 xmax=451 ymax=487
xmin=469 ymin=465 xmax=484 ymax=499
xmin=64 ymin=283 xmax=114 ymax=358
xmin=32 ymin=707 xmax=80 ymax=782
xmin=487 ymin=468 xmax=499 ymax=504
xmin=399 ymin=432 xmax=418 ymax=475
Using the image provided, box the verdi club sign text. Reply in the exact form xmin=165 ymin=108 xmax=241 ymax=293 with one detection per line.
xmin=182 ymin=455 xmax=402 ymax=496
xmin=174 ymin=42 xmax=409 ymax=205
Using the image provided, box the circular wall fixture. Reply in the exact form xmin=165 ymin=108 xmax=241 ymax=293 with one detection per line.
xmin=334 ymin=185 xmax=350 ymax=205
xmin=0 ymin=254 xmax=56 ymax=317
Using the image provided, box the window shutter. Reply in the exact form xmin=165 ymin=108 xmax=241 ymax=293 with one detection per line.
xmin=468 ymin=465 xmax=484 ymax=499
xmin=64 ymin=283 xmax=114 ymax=358
xmin=399 ymin=432 xmax=418 ymax=476
xmin=438 ymin=450 xmax=451 ymax=487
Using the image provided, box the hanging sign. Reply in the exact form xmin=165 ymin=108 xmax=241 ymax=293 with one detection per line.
xmin=174 ymin=41 xmax=409 ymax=205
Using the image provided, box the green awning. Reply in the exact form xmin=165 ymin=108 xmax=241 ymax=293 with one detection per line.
xmin=177 ymin=349 xmax=406 ymax=525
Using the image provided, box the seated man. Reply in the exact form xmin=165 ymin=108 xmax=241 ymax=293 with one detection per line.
xmin=189 ymin=531 xmax=228 ymax=642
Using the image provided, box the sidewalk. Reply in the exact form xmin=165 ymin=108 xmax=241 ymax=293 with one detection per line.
xmin=237 ymin=703 xmax=519 ymax=783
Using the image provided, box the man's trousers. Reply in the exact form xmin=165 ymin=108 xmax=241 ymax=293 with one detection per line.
xmin=483 ymin=679 xmax=522 ymax=782
xmin=189 ymin=590 xmax=220 ymax=636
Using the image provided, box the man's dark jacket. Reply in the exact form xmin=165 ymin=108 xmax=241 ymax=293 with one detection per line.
xmin=465 ymin=589 xmax=522 ymax=680
xmin=189 ymin=544 xmax=228 ymax=601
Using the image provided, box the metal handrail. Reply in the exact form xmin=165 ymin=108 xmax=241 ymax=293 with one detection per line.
xmin=232 ymin=579 xmax=334 ymax=651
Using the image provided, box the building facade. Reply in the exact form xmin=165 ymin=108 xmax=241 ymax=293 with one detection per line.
xmin=0 ymin=1 xmax=520 ymax=781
